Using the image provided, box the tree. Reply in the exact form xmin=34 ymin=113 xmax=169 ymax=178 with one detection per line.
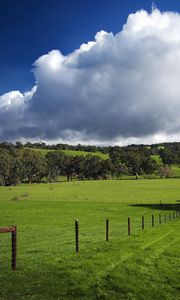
xmin=99 ymin=159 xmax=113 ymax=179
xmin=21 ymin=150 xmax=46 ymax=183
xmin=141 ymin=157 xmax=157 ymax=177
xmin=8 ymin=154 xmax=23 ymax=185
xmin=125 ymin=152 xmax=143 ymax=176
xmin=158 ymin=166 xmax=173 ymax=178
xmin=63 ymin=156 xmax=74 ymax=181
xmin=0 ymin=149 xmax=10 ymax=185
xmin=46 ymin=151 xmax=65 ymax=181
xmin=15 ymin=141 xmax=24 ymax=149
xmin=84 ymin=155 xmax=102 ymax=179
xmin=159 ymin=148 xmax=176 ymax=165
xmin=72 ymin=156 xmax=85 ymax=180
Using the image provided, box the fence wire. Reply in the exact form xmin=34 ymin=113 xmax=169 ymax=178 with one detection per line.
xmin=0 ymin=209 xmax=179 ymax=271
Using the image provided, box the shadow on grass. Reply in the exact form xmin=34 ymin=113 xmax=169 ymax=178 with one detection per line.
xmin=129 ymin=203 xmax=180 ymax=211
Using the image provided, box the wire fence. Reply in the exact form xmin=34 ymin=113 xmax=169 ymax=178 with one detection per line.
xmin=0 ymin=209 xmax=180 ymax=271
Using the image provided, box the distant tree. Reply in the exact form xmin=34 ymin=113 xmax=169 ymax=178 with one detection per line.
xmin=45 ymin=151 xmax=65 ymax=181
xmin=159 ymin=149 xmax=176 ymax=165
xmin=142 ymin=157 xmax=157 ymax=177
xmin=83 ymin=155 xmax=102 ymax=179
xmin=109 ymin=146 xmax=124 ymax=165
xmin=21 ymin=149 xmax=46 ymax=183
xmin=15 ymin=141 xmax=24 ymax=149
xmin=99 ymin=159 xmax=113 ymax=179
xmin=125 ymin=152 xmax=144 ymax=177
xmin=158 ymin=166 xmax=173 ymax=178
xmin=63 ymin=156 xmax=74 ymax=181
xmin=8 ymin=154 xmax=23 ymax=185
xmin=0 ymin=149 xmax=10 ymax=185
xmin=114 ymin=163 xmax=129 ymax=178
xmin=72 ymin=156 xmax=85 ymax=180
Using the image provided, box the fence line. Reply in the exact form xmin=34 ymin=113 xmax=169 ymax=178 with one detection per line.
xmin=0 ymin=209 xmax=180 ymax=270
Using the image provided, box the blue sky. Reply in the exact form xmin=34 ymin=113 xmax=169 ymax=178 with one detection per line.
xmin=0 ymin=0 xmax=178 ymax=94
xmin=1 ymin=0 xmax=180 ymax=144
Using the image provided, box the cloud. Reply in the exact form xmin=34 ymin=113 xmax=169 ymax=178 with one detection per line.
xmin=1 ymin=8 xmax=180 ymax=144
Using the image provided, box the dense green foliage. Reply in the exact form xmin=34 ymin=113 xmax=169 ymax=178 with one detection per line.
xmin=109 ymin=146 xmax=157 ymax=177
xmin=0 ymin=179 xmax=179 ymax=299
xmin=1 ymin=141 xmax=180 ymax=185
xmin=0 ymin=143 xmax=157 ymax=185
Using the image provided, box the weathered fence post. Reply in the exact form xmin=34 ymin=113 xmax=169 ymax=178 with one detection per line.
xmin=159 ymin=214 xmax=161 ymax=225
xmin=152 ymin=215 xmax=154 ymax=227
xmin=169 ymin=213 xmax=171 ymax=221
xmin=75 ymin=219 xmax=79 ymax=253
xmin=142 ymin=216 xmax=144 ymax=230
xmin=173 ymin=212 xmax=175 ymax=219
xmin=12 ymin=226 xmax=17 ymax=271
xmin=128 ymin=217 xmax=131 ymax=236
xmin=106 ymin=219 xmax=109 ymax=241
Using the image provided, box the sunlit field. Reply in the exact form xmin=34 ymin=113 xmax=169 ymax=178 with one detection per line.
xmin=0 ymin=179 xmax=180 ymax=300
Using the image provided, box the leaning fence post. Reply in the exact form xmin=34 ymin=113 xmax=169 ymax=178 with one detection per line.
xmin=75 ymin=219 xmax=79 ymax=253
xmin=142 ymin=216 xmax=144 ymax=230
xmin=152 ymin=215 xmax=154 ymax=227
xmin=159 ymin=214 xmax=161 ymax=225
xmin=128 ymin=217 xmax=131 ymax=236
xmin=106 ymin=219 xmax=109 ymax=241
xmin=12 ymin=226 xmax=17 ymax=271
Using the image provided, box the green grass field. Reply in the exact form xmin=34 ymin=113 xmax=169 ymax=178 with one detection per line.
xmin=151 ymin=154 xmax=162 ymax=164
xmin=0 ymin=179 xmax=180 ymax=300
xmin=25 ymin=147 xmax=109 ymax=159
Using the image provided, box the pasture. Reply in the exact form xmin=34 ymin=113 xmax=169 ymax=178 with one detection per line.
xmin=25 ymin=147 xmax=109 ymax=159
xmin=0 ymin=179 xmax=180 ymax=300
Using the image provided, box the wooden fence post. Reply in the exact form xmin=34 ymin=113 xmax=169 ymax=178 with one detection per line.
xmin=75 ymin=219 xmax=79 ymax=253
xmin=12 ymin=226 xmax=17 ymax=270
xmin=169 ymin=213 xmax=171 ymax=221
xmin=142 ymin=216 xmax=144 ymax=230
xmin=152 ymin=215 xmax=154 ymax=227
xmin=128 ymin=217 xmax=131 ymax=236
xmin=106 ymin=219 xmax=109 ymax=241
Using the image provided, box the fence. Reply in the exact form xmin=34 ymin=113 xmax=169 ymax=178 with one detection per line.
xmin=0 ymin=226 xmax=17 ymax=270
xmin=0 ymin=209 xmax=180 ymax=270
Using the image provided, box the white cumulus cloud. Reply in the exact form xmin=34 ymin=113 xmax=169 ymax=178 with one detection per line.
xmin=1 ymin=8 xmax=180 ymax=144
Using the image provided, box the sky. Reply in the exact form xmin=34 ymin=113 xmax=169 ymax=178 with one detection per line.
xmin=1 ymin=0 xmax=180 ymax=145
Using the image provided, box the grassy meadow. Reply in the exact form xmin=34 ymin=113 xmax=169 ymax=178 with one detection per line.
xmin=25 ymin=147 xmax=109 ymax=159
xmin=0 ymin=179 xmax=180 ymax=299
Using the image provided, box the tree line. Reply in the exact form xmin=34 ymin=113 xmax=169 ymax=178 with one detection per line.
xmin=1 ymin=140 xmax=180 ymax=185
xmin=1 ymin=140 xmax=180 ymax=156
xmin=0 ymin=145 xmax=159 ymax=186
